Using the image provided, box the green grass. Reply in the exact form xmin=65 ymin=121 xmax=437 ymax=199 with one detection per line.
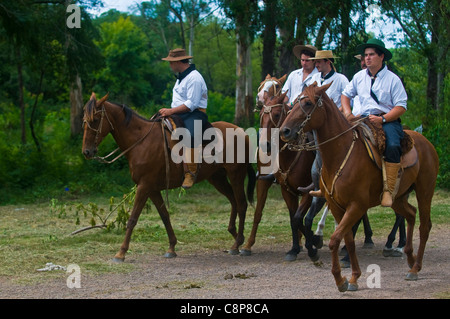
xmin=0 ymin=182 xmax=448 ymax=284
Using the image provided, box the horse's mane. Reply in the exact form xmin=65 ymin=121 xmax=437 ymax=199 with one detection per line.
xmin=83 ymin=98 xmax=96 ymax=123
xmin=109 ymin=101 xmax=157 ymax=126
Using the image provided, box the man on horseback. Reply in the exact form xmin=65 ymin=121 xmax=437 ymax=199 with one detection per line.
xmin=341 ymin=38 xmax=408 ymax=207
xmin=160 ymin=48 xmax=210 ymax=189
xmin=282 ymin=44 xmax=319 ymax=105
xmin=307 ymin=50 xmax=349 ymax=198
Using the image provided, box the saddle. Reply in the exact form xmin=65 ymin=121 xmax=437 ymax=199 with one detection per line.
xmin=355 ymin=117 xmax=417 ymax=170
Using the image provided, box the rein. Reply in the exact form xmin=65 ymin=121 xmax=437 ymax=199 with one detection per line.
xmin=286 ymin=94 xmax=365 ymax=152
xmin=84 ymin=104 xmax=157 ymax=164
xmin=285 ymin=91 xmax=362 ymax=210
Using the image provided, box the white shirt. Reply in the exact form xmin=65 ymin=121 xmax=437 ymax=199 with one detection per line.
xmin=282 ymin=68 xmax=319 ymax=104
xmin=342 ymin=66 xmax=407 ymax=115
xmin=310 ymin=71 xmax=349 ymax=107
xmin=171 ymin=68 xmax=208 ymax=111
xmin=352 ymin=96 xmax=362 ymax=115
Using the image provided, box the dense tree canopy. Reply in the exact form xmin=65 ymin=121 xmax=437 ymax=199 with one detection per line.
xmin=0 ymin=0 xmax=448 ymax=203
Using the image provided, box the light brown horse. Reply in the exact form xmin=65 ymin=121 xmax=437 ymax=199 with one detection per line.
xmin=82 ymin=93 xmax=256 ymax=261
xmin=241 ymin=86 xmax=316 ymax=261
xmin=280 ymin=84 xmax=439 ymax=292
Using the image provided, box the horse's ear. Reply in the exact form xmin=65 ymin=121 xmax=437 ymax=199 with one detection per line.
xmin=280 ymin=90 xmax=288 ymax=101
xmin=310 ymin=81 xmax=318 ymax=88
xmin=97 ymin=92 xmax=109 ymax=107
xmin=279 ymin=74 xmax=287 ymax=85
xmin=318 ymin=81 xmax=332 ymax=93
xmin=265 ymin=74 xmax=271 ymax=80
xmin=90 ymin=92 xmax=97 ymax=101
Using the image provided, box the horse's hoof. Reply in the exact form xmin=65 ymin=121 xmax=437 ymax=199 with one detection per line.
xmin=309 ymin=252 xmax=320 ymax=262
xmin=391 ymin=247 xmax=404 ymax=257
xmin=348 ymin=283 xmax=358 ymax=291
xmin=228 ymin=249 xmax=240 ymax=255
xmin=284 ymin=253 xmax=297 ymax=262
xmin=313 ymin=235 xmax=323 ymax=249
xmin=111 ymin=257 xmax=124 ymax=263
xmin=405 ymin=272 xmax=418 ymax=281
xmin=362 ymin=242 xmax=374 ymax=249
xmin=338 ymin=278 xmax=349 ymax=292
xmin=382 ymin=247 xmax=394 ymax=257
xmin=164 ymin=252 xmax=177 ymax=258
xmin=240 ymin=249 xmax=252 ymax=256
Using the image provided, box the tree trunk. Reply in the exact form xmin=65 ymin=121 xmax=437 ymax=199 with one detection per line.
xmin=234 ymin=32 xmax=246 ymax=126
xmin=234 ymin=30 xmax=253 ymax=127
xmin=261 ymin=0 xmax=277 ymax=79
xmin=15 ymin=43 xmax=26 ymax=144
xmin=70 ymin=73 xmax=83 ymax=137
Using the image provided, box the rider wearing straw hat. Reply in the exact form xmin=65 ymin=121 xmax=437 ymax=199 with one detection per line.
xmin=307 ymin=50 xmax=350 ymax=198
xmin=160 ymin=48 xmax=209 ymax=189
xmin=309 ymin=50 xmax=349 ymax=108
xmin=341 ymin=39 xmax=408 ymax=207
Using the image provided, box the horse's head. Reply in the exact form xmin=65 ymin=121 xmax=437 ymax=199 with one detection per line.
xmin=280 ymin=82 xmax=332 ymax=143
xmin=256 ymin=74 xmax=287 ymax=106
xmin=257 ymin=90 xmax=288 ymax=154
xmin=82 ymin=92 xmax=111 ymax=159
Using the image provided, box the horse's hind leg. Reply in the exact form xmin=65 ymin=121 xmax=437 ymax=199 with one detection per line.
xmin=149 ymin=191 xmax=177 ymax=258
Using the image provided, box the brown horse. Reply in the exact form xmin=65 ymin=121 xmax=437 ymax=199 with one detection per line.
xmin=240 ymin=87 xmax=316 ymax=261
xmin=280 ymin=84 xmax=439 ymax=292
xmin=82 ymin=93 xmax=256 ymax=261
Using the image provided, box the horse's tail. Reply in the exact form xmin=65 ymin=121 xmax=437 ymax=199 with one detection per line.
xmin=246 ymin=163 xmax=256 ymax=206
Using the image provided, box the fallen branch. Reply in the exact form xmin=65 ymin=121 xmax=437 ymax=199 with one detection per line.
xmin=70 ymin=224 xmax=106 ymax=235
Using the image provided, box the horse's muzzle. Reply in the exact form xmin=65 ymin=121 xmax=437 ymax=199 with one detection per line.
xmin=82 ymin=148 xmax=97 ymax=159
xmin=280 ymin=126 xmax=294 ymax=142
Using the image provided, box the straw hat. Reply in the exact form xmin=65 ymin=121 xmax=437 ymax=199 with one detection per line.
xmin=356 ymin=38 xmax=392 ymax=61
xmin=308 ymin=50 xmax=339 ymax=60
xmin=162 ymin=48 xmax=193 ymax=62
xmin=293 ymin=44 xmax=317 ymax=60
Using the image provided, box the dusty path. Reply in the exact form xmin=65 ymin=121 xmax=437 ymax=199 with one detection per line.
xmin=1 ymin=225 xmax=448 ymax=302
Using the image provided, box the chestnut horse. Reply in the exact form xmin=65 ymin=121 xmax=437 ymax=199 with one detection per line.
xmin=280 ymin=84 xmax=439 ymax=292
xmin=241 ymin=87 xmax=316 ymax=261
xmin=82 ymin=93 xmax=256 ymax=261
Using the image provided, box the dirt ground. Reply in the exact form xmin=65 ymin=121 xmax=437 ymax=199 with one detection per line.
xmin=0 ymin=225 xmax=448 ymax=301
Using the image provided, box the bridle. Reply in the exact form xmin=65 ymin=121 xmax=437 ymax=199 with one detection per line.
xmin=83 ymin=104 xmax=115 ymax=147
xmin=83 ymin=103 xmax=156 ymax=164
xmin=286 ymin=93 xmax=362 ymax=152
xmin=258 ymin=103 xmax=287 ymax=128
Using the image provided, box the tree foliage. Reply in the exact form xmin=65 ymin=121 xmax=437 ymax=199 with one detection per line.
xmin=0 ymin=0 xmax=448 ymax=204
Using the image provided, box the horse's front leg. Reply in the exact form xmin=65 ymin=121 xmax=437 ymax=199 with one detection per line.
xmin=328 ymin=203 xmax=364 ymax=292
xmin=241 ymin=178 xmax=272 ymax=256
xmin=113 ymin=184 xmax=151 ymax=262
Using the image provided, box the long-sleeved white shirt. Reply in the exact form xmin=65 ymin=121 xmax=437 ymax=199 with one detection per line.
xmin=282 ymin=68 xmax=319 ymax=104
xmin=310 ymin=71 xmax=349 ymax=108
xmin=171 ymin=68 xmax=208 ymax=111
xmin=342 ymin=66 xmax=407 ymax=115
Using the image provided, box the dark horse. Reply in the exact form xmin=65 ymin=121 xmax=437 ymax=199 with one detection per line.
xmin=82 ymin=93 xmax=256 ymax=261
xmin=280 ymin=84 xmax=439 ymax=292
xmin=241 ymin=89 xmax=316 ymax=261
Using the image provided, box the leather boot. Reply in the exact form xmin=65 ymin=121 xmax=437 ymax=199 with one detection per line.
xmin=182 ymin=163 xmax=198 ymax=189
xmin=182 ymin=147 xmax=200 ymax=189
xmin=381 ymin=162 xmax=401 ymax=207
xmin=309 ymin=189 xmax=323 ymax=197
